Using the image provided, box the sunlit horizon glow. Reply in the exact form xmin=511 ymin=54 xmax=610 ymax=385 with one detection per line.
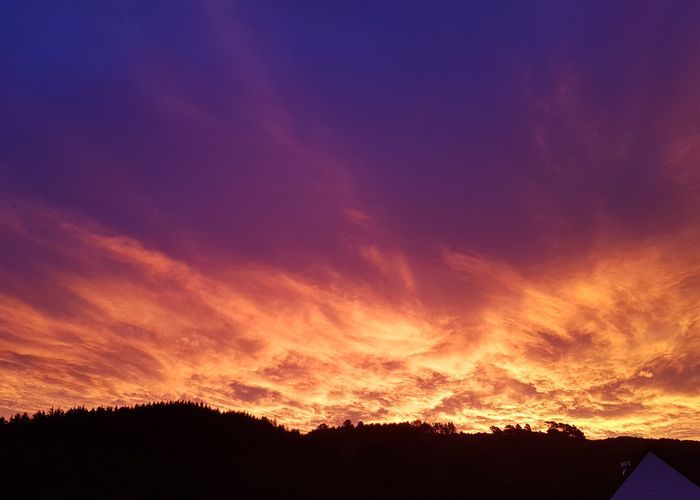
xmin=2 ymin=2 xmax=700 ymax=439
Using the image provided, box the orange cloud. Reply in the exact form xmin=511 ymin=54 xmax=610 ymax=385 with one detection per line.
xmin=0 ymin=202 xmax=699 ymax=438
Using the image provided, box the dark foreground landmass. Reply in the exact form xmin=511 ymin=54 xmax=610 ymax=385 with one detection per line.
xmin=1 ymin=402 xmax=698 ymax=499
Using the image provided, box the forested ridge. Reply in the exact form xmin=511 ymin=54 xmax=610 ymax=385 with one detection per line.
xmin=1 ymin=401 xmax=698 ymax=499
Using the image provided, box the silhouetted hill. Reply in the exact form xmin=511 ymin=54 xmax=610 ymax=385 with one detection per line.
xmin=0 ymin=401 xmax=698 ymax=499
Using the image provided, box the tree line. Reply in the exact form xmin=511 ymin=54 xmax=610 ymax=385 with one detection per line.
xmin=0 ymin=401 xmax=698 ymax=499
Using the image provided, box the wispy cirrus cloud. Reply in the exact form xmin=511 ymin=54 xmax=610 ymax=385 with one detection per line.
xmin=1 ymin=200 xmax=699 ymax=438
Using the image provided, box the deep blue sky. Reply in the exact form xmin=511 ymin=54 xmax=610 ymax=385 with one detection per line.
xmin=5 ymin=1 xmax=699 ymax=268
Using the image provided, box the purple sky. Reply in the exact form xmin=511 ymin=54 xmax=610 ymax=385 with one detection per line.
xmin=1 ymin=1 xmax=700 ymax=437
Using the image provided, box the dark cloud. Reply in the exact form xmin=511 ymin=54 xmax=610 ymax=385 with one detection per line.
xmin=413 ymin=371 xmax=450 ymax=392
xmin=433 ymin=391 xmax=484 ymax=415
xmin=258 ymin=353 xmax=312 ymax=381
xmin=351 ymin=390 xmax=393 ymax=408
xmin=0 ymin=351 xmax=45 ymax=371
xmin=524 ymin=330 xmax=597 ymax=363
xmin=229 ymin=381 xmax=281 ymax=403
xmin=629 ymin=352 xmax=700 ymax=395
xmin=566 ymin=402 xmax=646 ymax=419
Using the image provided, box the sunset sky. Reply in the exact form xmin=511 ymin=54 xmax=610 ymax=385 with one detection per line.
xmin=2 ymin=2 xmax=700 ymax=439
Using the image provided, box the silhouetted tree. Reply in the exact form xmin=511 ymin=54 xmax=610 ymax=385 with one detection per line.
xmin=492 ymin=423 xmax=532 ymax=434
xmin=411 ymin=420 xmax=434 ymax=434
xmin=545 ymin=421 xmax=585 ymax=440
xmin=1 ymin=401 xmax=697 ymax=500
xmin=433 ymin=422 xmax=457 ymax=435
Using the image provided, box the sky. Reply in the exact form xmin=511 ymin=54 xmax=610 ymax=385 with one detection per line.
xmin=1 ymin=1 xmax=700 ymax=439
